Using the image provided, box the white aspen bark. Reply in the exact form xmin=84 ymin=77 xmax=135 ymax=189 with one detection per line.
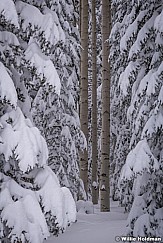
xmin=91 ymin=0 xmax=98 ymax=205
xmin=100 ymin=0 xmax=111 ymax=212
xmin=80 ymin=0 xmax=89 ymax=197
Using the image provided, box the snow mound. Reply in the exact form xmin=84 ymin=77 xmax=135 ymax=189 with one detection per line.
xmin=76 ymin=200 xmax=94 ymax=214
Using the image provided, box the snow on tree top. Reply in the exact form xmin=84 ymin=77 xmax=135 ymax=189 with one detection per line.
xmin=16 ymin=1 xmax=59 ymax=46
xmin=25 ymin=42 xmax=61 ymax=95
xmin=0 ymin=0 xmax=19 ymax=28
xmin=0 ymin=62 xmax=17 ymax=107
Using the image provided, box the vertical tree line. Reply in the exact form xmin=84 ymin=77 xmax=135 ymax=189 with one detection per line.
xmin=79 ymin=0 xmax=111 ymax=211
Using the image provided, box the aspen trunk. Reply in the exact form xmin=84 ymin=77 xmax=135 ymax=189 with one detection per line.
xmin=91 ymin=0 xmax=98 ymax=205
xmin=100 ymin=0 xmax=111 ymax=212
xmin=80 ymin=0 xmax=89 ymax=197
xmin=79 ymin=0 xmax=82 ymax=36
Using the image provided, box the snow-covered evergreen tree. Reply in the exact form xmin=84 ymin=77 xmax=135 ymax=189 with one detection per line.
xmin=0 ymin=0 xmax=78 ymax=242
xmin=56 ymin=0 xmax=86 ymax=199
xmin=111 ymin=0 xmax=163 ymax=238
xmin=110 ymin=0 xmax=133 ymax=201
xmin=29 ymin=0 xmax=86 ymax=200
xmin=3 ymin=0 xmax=85 ymax=201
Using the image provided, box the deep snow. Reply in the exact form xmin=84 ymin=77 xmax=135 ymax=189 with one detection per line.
xmin=44 ymin=201 xmax=128 ymax=243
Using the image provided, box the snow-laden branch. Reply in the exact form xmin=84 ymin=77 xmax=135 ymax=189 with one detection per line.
xmin=120 ymin=139 xmax=159 ymax=180
xmin=0 ymin=62 xmax=17 ymax=107
xmin=0 ymin=0 xmax=19 ymax=28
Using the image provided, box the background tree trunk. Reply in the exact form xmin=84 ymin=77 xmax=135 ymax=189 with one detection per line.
xmin=100 ymin=0 xmax=111 ymax=212
xmin=80 ymin=0 xmax=89 ymax=197
xmin=91 ymin=0 xmax=98 ymax=205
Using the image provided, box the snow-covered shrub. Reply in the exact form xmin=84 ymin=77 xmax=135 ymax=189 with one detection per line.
xmin=76 ymin=200 xmax=94 ymax=214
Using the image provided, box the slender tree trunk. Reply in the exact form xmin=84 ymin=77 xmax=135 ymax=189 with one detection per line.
xmin=100 ymin=0 xmax=111 ymax=212
xmin=91 ymin=0 xmax=98 ymax=205
xmin=79 ymin=0 xmax=82 ymax=36
xmin=80 ymin=0 xmax=89 ymax=197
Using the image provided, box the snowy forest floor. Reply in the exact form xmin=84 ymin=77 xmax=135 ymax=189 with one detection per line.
xmin=44 ymin=201 xmax=128 ymax=243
